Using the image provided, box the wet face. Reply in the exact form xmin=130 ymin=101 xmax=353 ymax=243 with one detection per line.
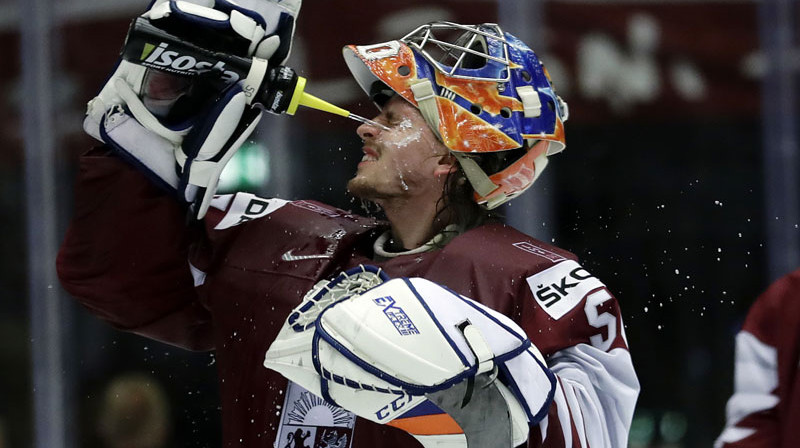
xmin=348 ymin=96 xmax=451 ymax=203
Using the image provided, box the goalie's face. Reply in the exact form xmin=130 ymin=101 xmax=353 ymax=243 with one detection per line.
xmin=348 ymin=96 xmax=453 ymax=204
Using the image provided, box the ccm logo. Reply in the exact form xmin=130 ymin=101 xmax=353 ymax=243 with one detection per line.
xmin=375 ymin=393 xmax=414 ymax=421
xmin=534 ymin=266 xmax=593 ymax=307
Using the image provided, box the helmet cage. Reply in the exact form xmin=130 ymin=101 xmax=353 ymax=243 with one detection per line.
xmin=401 ymin=22 xmax=513 ymax=83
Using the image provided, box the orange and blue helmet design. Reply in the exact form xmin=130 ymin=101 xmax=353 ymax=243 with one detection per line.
xmin=343 ymin=22 xmax=568 ymax=208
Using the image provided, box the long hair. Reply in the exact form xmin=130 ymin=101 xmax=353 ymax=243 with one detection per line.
xmin=434 ymin=145 xmax=529 ymax=232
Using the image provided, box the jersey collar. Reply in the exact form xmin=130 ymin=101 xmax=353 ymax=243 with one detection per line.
xmin=373 ymin=224 xmax=463 ymax=259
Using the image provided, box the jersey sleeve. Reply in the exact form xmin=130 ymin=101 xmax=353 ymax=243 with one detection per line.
xmin=57 ymin=149 xmax=214 ymax=350
xmin=714 ymin=269 xmax=800 ymax=448
xmin=519 ymin=259 xmax=640 ymax=448
xmin=714 ymin=330 xmax=779 ymax=448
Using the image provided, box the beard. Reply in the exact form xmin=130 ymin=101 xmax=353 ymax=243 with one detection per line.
xmin=346 ymin=175 xmax=385 ymax=201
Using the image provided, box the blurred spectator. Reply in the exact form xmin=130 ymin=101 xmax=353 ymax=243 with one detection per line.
xmin=716 ymin=268 xmax=800 ymax=448
xmin=97 ymin=373 xmax=171 ymax=448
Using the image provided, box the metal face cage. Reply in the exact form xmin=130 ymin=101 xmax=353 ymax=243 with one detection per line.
xmin=400 ymin=21 xmax=517 ymax=83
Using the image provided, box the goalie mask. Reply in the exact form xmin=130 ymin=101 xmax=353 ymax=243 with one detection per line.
xmin=343 ymin=21 xmax=568 ymax=209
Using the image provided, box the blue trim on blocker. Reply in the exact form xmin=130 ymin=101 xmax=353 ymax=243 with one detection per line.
xmin=497 ymin=362 xmax=533 ymax=422
xmin=497 ymin=349 xmax=556 ymax=424
xmin=403 ymin=279 xmax=471 ymax=368
xmin=440 ymin=284 xmax=527 ymax=342
xmin=312 ymin=332 xmax=338 ymax=406
xmin=311 ymin=330 xmax=323 ymax=376
xmin=320 ymin=378 xmax=335 ymax=406
xmin=289 ymin=265 xmax=389 ymax=332
xmin=494 ymin=339 xmax=532 ymax=364
xmin=313 ymin=287 xmax=479 ymax=396
xmin=318 ymin=364 xmax=403 ymax=396
xmin=529 ymin=349 xmax=557 ymax=424
xmin=340 ymin=265 xmax=391 ymax=282
xmin=314 ymin=327 xmax=404 ymax=397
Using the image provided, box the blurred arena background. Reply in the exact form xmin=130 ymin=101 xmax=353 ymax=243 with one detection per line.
xmin=1 ymin=0 xmax=797 ymax=447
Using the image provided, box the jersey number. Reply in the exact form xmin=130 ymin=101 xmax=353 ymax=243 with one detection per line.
xmin=584 ymin=289 xmax=617 ymax=351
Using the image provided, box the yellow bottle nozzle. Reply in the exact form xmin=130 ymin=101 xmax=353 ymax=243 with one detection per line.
xmin=286 ymin=76 xmax=350 ymax=117
xmin=284 ymin=75 xmax=391 ymax=130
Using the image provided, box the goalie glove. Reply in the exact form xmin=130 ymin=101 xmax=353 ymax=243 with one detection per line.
xmin=264 ymin=266 xmax=556 ymax=448
xmin=84 ymin=0 xmax=301 ymax=219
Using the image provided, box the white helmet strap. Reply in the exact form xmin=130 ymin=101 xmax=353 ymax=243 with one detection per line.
xmin=409 ymin=78 xmax=500 ymax=199
xmin=452 ymin=153 xmax=500 ymax=198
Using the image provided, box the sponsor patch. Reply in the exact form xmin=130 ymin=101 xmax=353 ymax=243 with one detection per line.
xmin=373 ymin=296 xmax=420 ymax=336
xmin=513 ymin=241 xmax=566 ymax=263
xmin=139 ymin=42 xmax=240 ymax=83
xmin=213 ymin=193 xmax=288 ymax=230
xmin=275 ymin=382 xmax=355 ymax=448
xmin=292 ymin=201 xmax=341 ymax=218
xmin=526 ymin=260 xmax=605 ymax=320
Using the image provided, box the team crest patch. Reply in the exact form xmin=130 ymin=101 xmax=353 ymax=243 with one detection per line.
xmin=276 ymin=382 xmax=355 ymax=448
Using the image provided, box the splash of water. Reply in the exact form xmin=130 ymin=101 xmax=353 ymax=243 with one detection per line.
xmin=393 ymin=118 xmax=422 ymax=148
xmin=348 ymin=113 xmax=390 ymax=131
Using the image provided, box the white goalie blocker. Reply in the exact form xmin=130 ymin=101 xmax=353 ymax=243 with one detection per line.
xmin=264 ymin=266 xmax=556 ymax=447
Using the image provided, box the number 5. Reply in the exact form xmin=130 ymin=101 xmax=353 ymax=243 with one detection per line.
xmin=584 ymin=289 xmax=617 ymax=351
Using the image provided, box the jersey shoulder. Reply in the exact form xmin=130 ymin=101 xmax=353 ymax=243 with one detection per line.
xmin=207 ymin=193 xmax=381 ymax=232
xmin=743 ymin=268 xmax=800 ymax=346
xmin=444 ymin=221 xmax=578 ymax=273
xmin=196 ymin=194 xmax=383 ymax=278
xmin=440 ymin=223 xmax=625 ymax=354
xmin=751 ymin=268 xmax=800 ymax=312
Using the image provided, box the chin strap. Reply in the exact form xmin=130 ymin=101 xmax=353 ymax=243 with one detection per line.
xmin=408 ymin=79 xmax=500 ymax=199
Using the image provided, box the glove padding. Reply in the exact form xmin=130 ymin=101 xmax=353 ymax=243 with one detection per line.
xmin=265 ymin=266 xmax=556 ymax=448
xmin=143 ymin=0 xmax=301 ymax=65
xmin=84 ymin=0 xmax=300 ymax=218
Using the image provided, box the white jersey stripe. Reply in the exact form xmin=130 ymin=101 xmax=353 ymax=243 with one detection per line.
xmin=551 ymin=378 xmax=573 ymax=448
xmin=715 ymin=330 xmax=779 ymax=447
xmin=562 ymin=381 xmax=588 ymax=448
xmin=549 ymin=344 xmax=638 ymax=448
xmin=538 ymin=414 xmax=549 ymax=445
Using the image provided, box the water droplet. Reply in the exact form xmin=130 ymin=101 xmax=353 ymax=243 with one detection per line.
xmin=348 ymin=113 xmax=390 ymax=131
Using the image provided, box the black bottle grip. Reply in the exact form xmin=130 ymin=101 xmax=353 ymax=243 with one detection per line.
xmin=120 ymin=17 xmax=299 ymax=115
xmin=122 ymin=18 xmax=253 ymax=86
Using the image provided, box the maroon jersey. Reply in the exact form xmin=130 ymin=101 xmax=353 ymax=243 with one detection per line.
xmin=716 ymin=268 xmax=800 ymax=448
xmin=58 ymin=151 xmax=638 ymax=447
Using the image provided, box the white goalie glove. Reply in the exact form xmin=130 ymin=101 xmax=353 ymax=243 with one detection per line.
xmin=264 ymin=266 xmax=556 ymax=448
xmin=84 ymin=0 xmax=301 ymax=218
